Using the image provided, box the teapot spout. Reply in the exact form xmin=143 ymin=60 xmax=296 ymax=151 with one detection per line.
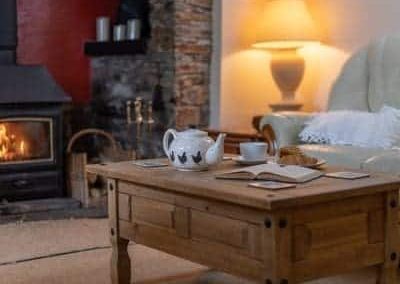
xmin=205 ymin=133 xmax=226 ymax=166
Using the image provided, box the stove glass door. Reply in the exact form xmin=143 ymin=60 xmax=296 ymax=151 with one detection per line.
xmin=0 ymin=118 xmax=53 ymax=165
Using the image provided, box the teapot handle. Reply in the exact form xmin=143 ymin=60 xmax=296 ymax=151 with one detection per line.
xmin=163 ymin=129 xmax=178 ymax=157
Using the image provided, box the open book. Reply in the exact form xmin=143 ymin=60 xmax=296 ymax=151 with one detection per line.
xmin=216 ymin=163 xmax=323 ymax=183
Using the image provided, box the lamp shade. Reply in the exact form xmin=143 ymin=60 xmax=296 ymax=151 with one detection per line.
xmin=253 ymin=0 xmax=320 ymax=49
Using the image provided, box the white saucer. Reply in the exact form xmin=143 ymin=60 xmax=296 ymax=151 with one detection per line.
xmin=306 ymin=159 xmax=327 ymax=169
xmin=232 ymin=156 xmax=268 ymax=166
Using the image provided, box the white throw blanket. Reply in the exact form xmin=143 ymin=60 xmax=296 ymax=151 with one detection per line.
xmin=299 ymin=106 xmax=400 ymax=149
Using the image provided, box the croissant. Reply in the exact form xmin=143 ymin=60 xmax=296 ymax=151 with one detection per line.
xmin=279 ymin=154 xmax=318 ymax=166
xmin=278 ymin=146 xmax=318 ymax=166
xmin=279 ymin=146 xmax=303 ymax=158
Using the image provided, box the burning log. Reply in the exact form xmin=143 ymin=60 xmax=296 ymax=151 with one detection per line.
xmin=0 ymin=123 xmax=28 ymax=162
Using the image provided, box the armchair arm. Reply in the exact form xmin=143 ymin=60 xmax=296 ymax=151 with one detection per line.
xmin=259 ymin=112 xmax=314 ymax=148
xmin=361 ymin=150 xmax=400 ymax=175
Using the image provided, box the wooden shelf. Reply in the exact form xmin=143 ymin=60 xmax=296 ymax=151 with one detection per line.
xmin=84 ymin=40 xmax=147 ymax=57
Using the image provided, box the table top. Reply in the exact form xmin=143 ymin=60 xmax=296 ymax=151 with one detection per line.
xmin=87 ymin=159 xmax=400 ymax=211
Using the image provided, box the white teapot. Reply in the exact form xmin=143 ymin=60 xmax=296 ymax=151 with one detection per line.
xmin=163 ymin=128 xmax=226 ymax=171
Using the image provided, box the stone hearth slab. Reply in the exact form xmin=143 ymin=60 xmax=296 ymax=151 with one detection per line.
xmin=0 ymin=198 xmax=80 ymax=215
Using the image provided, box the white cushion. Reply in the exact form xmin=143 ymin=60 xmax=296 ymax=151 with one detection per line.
xmin=368 ymin=35 xmax=400 ymax=111
xmin=299 ymin=144 xmax=384 ymax=169
xmin=328 ymin=46 xmax=370 ymax=112
xmin=299 ymin=106 xmax=400 ymax=149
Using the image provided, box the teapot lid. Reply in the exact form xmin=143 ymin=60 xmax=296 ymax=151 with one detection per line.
xmin=179 ymin=128 xmax=208 ymax=138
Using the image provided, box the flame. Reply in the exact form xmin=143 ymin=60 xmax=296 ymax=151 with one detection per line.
xmin=20 ymin=141 xmax=25 ymax=156
xmin=0 ymin=123 xmax=29 ymax=162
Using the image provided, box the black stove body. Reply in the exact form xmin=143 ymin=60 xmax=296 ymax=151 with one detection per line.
xmin=0 ymin=0 xmax=70 ymax=201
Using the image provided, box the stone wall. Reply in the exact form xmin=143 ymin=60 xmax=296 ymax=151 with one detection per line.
xmin=88 ymin=0 xmax=212 ymax=158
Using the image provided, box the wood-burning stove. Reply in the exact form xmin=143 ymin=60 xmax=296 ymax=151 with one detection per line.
xmin=0 ymin=67 xmax=70 ymax=201
xmin=0 ymin=1 xmax=71 ymax=201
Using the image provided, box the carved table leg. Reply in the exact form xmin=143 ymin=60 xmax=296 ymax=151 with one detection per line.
xmin=108 ymin=178 xmax=131 ymax=284
xmin=111 ymin=237 xmax=131 ymax=284
xmin=377 ymin=191 xmax=399 ymax=284
xmin=264 ymin=213 xmax=293 ymax=284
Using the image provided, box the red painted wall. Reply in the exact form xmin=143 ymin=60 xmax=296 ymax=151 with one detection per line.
xmin=17 ymin=0 xmax=119 ymax=103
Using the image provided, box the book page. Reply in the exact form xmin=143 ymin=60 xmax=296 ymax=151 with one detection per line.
xmin=227 ymin=164 xmax=319 ymax=179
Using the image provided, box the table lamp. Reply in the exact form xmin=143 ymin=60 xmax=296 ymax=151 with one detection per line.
xmin=253 ymin=0 xmax=320 ymax=111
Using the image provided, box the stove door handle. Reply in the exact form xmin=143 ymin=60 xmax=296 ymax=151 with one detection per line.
xmin=12 ymin=180 xmax=31 ymax=189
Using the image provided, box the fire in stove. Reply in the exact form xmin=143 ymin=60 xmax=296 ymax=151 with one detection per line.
xmin=0 ymin=124 xmax=29 ymax=162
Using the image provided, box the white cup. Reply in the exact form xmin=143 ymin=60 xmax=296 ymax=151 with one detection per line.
xmin=240 ymin=142 xmax=268 ymax=161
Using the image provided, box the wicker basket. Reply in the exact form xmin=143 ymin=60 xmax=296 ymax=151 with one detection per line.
xmin=66 ymin=128 xmax=135 ymax=208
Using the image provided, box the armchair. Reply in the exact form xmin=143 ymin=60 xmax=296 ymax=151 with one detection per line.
xmin=260 ymin=35 xmax=400 ymax=173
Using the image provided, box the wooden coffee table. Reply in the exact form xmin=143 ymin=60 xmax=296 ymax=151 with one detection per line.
xmin=87 ymin=160 xmax=400 ymax=284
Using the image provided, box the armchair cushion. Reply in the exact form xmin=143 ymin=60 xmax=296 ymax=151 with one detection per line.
xmin=328 ymin=46 xmax=370 ymax=111
xmin=298 ymin=144 xmax=385 ymax=169
xmin=368 ymin=35 xmax=400 ymax=111
xmin=328 ymin=35 xmax=400 ymax=112
xmin=259 ymin=112 xmax=313 ymax=147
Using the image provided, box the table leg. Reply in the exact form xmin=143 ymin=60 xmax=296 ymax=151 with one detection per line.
xmin=377 ymin=191 xmax=399 ymax=284
xmin=264 ymin=213 xmax=293 ymax=284
xmin=111 ymin=237 xmax=131 ymax=284
xmin=108 ymin=178 xmax=132 ymax=284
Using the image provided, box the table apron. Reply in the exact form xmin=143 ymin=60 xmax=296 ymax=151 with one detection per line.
xmin=110 ymin=179 xmax=398 ymax=283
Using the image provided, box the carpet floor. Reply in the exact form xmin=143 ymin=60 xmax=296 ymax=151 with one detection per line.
xmin=0 ymin=219 xmax=378 ymax=283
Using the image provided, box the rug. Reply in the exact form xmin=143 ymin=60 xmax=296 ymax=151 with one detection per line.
xmin=0 ymin=219 xmax=377 ymax=284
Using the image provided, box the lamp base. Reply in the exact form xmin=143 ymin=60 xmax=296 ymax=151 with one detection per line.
xmin=269 ymin=101 xmax=303 ymax=112
xmin=269 ymin=49 xmax=305 ymax=112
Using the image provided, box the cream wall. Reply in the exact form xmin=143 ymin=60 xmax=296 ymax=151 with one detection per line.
xmin=210 ymin=0 xmax=400 ymax=132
